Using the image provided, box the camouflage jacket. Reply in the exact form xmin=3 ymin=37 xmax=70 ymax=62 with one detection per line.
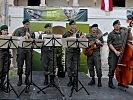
xmin=62 ymin=29 xmax=82 ymax=52
xmin=13 ymin=27 xmax=35 ymax=39
xmin=107 ymin=27 xmax=128 ymax=51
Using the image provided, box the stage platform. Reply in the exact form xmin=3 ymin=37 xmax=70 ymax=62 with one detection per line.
xmin=0 ymin=71 xmax=133 ymax=100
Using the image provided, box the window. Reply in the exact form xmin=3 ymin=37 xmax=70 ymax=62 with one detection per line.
xmin=28 ymin=0 xmax=40 ymax=6
xmin=113 ymin=0 xmax=125 ymax=7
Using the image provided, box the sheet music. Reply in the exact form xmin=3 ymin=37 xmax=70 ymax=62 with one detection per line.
xmin=21 ymin=38 xmax=44 ymax=48
xmin=42 ymin=34 xmax=62 ymax=47
xmin=0 ymin=36 xmax=20 ymax=48
xmin=61 ymin=38 xmax=89 ymax=48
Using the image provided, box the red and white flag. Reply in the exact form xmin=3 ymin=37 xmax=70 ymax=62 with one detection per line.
xmin=101 ymin=0 xmax=113 ymax=11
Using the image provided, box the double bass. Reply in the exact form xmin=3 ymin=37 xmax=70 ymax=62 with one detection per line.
xmin=115 ymin=27 xmax=133 ymax=87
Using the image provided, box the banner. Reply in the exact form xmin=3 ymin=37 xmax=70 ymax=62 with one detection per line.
xmin=24 ymin=8 xmax=87 ymax=21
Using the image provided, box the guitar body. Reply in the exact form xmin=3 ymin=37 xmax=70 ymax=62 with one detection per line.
xmin=83 ymin=32 xmax=108 ymax=56
xmin=83 ymin=43 xmax=96 ymax=56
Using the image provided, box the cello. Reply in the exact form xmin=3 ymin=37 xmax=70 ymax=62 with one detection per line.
xmin=115 ymin=27 xmax=133 ymax=87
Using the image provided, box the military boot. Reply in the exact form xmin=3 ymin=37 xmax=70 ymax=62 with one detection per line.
xmin=73 ymin=77 xmax=78 ymax=91
xmin=67 ymin=77 xmax=73 ymax=87
xmin=25 ymin=75 xmax=30 ymax=85
xmin=88 ymin=77 xmax=95 ymax=85
xmin=97 ymin=77 xmax=102 ymax=87
xmin=50 ymin=75 xmax=54 ymax=86
xmin=108 ymin=77 xmax=115 ymax=89
xmin=44 ymin=75 xmax=48 ymax=85
xmin=17 ymin=75 xmax=22 ymax=86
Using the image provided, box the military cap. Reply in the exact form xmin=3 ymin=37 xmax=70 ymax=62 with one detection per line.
xmin=44 ymin=23 xmax=51 ymax=28
xmin=113 ymin=20 xmax=120 ymax=26
xmin=22 ymin=19 xmax=30 ymax=24
xmin=69 ymin=19 xmax=76 ymax=25
xmin=0 ymin=25 xmax=8 ymax=30
xmin=91 ymin=24 xmax=98 ymax=28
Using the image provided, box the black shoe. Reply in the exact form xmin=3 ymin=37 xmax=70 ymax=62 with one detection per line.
xmin=108 ymin=82 xmax=115 ymax=89
xmin=67 ymin=77 xmax=73 ymax=87
xmin=17 ymin=80 xmax=22 ymax=86
xmin=118 ymin=83 xmax=128 ymax=88
xmin=50 ymin=75 xmax=54 ymax=86
xmin=88 ymin=77 xmax=95 ymax=85
xmin=73 ymin=77 xmax=78 ymax=91
xmin=44 ymin=75 xmax=48 ymax=85
xmin=97 ymin=78 xmax=102 ymax=87
xmin=108 ymin=77 xmax=115 ymax=89
xmin=25 ymin=75 xmax=30 ymax=85
xmin=17 ymin=75 xmax=22 ymax=86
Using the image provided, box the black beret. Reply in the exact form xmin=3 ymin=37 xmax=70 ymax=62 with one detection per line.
xmin=69 ymin=19 xmax=76 ymax=25
xmin=113 ymin=20 xmax=120 ymax=26
xmin=22 ymin=19 xmax=30 ymax=24
xmin=44 ymin=23 xmax=51 ymax=28
xmin=91 ymin=24 xmax=98 ymax=28
xmin=0 ymin=25 xmax=8 ymax=30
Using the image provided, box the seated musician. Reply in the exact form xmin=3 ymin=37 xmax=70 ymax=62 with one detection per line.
xmin=62 ymin=19 xmax=85 ymax=89
xmin=107 ymin=20 xmax=133 ymax=89
xmin=86 ymin=24 xmax=103 ymax=87
xmin=38 ymin=23 xmax=57 ymax=85
xmin=0 ymin=25 xmax=10 ymax=91
xmin=13 ymin=19 xmax=35 ymax=86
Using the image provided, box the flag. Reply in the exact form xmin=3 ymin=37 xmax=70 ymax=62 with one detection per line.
xmin=101 ymin=0 xmax=113 ymax=11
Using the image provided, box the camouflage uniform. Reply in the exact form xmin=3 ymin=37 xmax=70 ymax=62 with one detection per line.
xmin=14 ymin=27 xmax=35 ymax=76
xmin=63 ymin=29 xmax=82 ymax=87
xmin=107 ymin=29 xmax=126 ymax=78
xmin=86 ymin=33 xmax=103 ymax=78
xmin=0 ymin=49 xmax=10 ymax=81
xmin=107 ymin=26 xmax=130 ymax=89
xmin=39 ymin=32 xmax=57 ymax=76
xmin=39 ymin=31 xmax=57 ymax=85
xmin=0 ymin=25 xmax=10 ymax=89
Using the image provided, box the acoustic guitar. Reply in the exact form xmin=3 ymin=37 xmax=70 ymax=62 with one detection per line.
xmin=83 ymin=32 xmax=108 ymax=56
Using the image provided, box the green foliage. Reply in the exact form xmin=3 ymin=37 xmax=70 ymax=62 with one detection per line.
xmin=80 ymin=52 xmax=88 ymax=73
xmin=32 ymin=50 xmax=43 ymax=71
xmin=30 ymin=22 xmax=52 ymax=32
xmin=66 ymin=23 xmax=89 ymax=34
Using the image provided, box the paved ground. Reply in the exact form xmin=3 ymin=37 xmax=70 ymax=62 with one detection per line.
xmin=0 ymin=71 xmax=133 ymax=100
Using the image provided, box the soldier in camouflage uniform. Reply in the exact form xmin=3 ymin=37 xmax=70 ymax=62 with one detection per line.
xmin=63 ymin=20 xmax=84 ymax=88
xmin=14 ymin=19 xmax=35 ymax=86
xmin=107 ymin=20 xmax=133 ymax=89
xmin=39 ymin=23 xmax=57 ymax=85
xmin=86 ymin=24 xmax=103 ymax=87
xmin=0 ymin=25 xmax=10 ymax=90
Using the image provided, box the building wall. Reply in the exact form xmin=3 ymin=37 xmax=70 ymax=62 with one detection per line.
xmin=12 ymin=0 xmax=133 ymax=7
xmin=126 ymin=0 xmax=133 ymax=7
xmin=0 ymin=0 xmax=6 ymax=26
xmin=14 ymin=0 xmax=27 ymax=6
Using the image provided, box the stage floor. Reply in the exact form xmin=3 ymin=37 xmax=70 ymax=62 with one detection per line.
xmin=0 ymin=71 xmax=133 ymax=100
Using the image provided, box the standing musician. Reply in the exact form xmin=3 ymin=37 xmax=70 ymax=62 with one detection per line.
xmin=14 ymin=19 xmax=35 ymax=86
xmin=62 ymin=19 xmax=85 ymax=88
xmin=107 ymin=20 xmax=133 ymax=89
xmin=0 ymin=25 xmax=10 ymax=90
xmin=39 ymin=23 xmax=57 ymax=85
xmin=86 ymin=24 xmax=103 ymax=87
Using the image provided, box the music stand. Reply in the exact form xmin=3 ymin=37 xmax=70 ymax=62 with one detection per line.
xmin=37 ymin=34 xmax=64 ymax=97
xmin=0 ymin=36 xmax=19 ymax=97
xmin=62 ymin=37 xmax=90 ymax=97
xmin=18 ymin=38 xmax=46 ymax=97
